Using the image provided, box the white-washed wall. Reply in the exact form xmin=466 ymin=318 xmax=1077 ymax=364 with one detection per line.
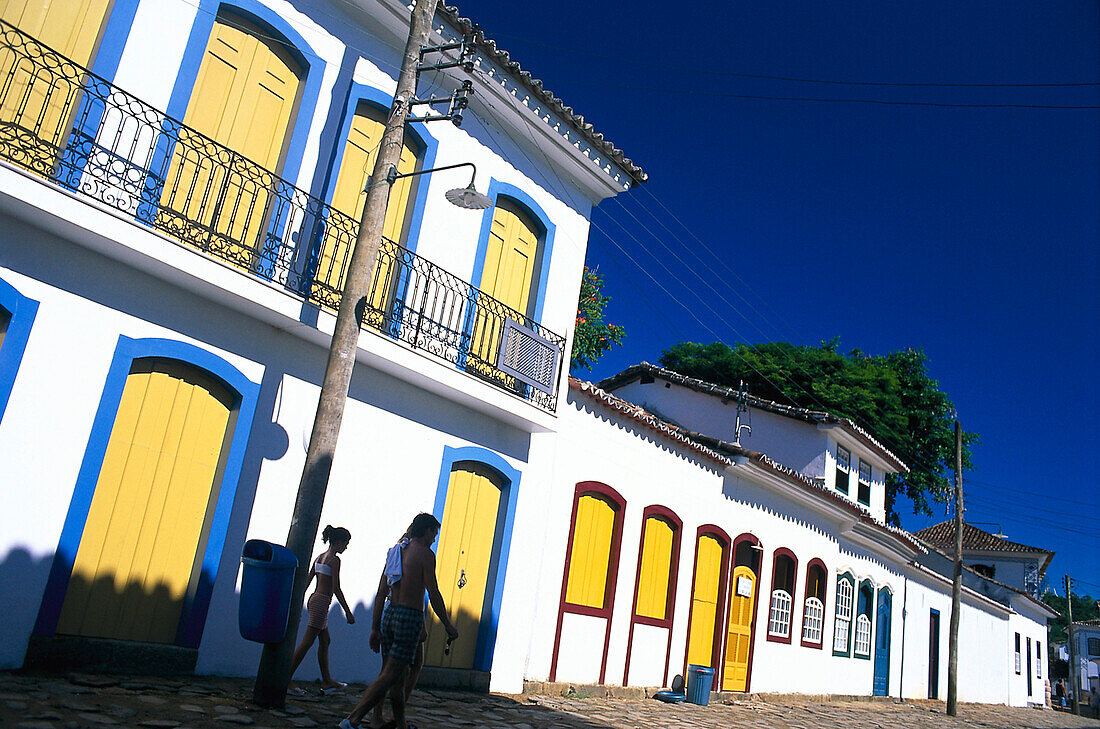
xmin=523 ymin=391 xmax=1050 ymax=704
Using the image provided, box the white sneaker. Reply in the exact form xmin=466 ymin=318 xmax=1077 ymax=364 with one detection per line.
xmin=337 ymin=719 xmax=359 ymax=729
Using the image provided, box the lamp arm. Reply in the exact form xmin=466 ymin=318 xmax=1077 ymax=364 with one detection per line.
xmin=386 ymin=161 xmax=478 ymax=188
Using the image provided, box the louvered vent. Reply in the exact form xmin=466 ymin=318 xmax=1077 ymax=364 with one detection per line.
xmin=497 ymin=319 xmax=560 ymax=395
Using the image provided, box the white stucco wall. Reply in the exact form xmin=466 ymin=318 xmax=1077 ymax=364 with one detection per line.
xmin=517 ymin=389 xmax=1050 ymax=704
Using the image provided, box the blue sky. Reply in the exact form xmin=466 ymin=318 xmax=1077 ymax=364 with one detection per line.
xmin=466 ymin=1 xmax=1100 ymax=594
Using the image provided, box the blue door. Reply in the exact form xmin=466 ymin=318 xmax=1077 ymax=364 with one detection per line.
xmin=873 ymin=590 xmax=891 ymax=696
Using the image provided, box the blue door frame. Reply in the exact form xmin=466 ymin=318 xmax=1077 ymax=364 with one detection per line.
xmin=873 ymin=589 xmax=891 ymax=696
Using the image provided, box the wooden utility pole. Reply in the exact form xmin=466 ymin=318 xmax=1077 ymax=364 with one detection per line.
xmin=252 ymin=0 xmax=438 ymax=707
xmin=1066 ymin=574 xmax=1078 ymax=714
xmin=946 ymin=420 xmax=963 ymax=716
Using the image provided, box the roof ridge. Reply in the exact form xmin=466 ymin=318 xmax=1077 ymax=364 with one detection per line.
xmin=597 ymin=362 xmax=907 ymax=471
xmin=569 ymin=376 xmax=923 ymax=555
xmin=438 ymin=3 xmax=647 ymax=185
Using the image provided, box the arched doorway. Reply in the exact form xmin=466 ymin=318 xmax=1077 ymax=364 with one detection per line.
xmin=873 ymin=588 xmax=892 ymax=695
xmin=684 ymin=527 xmax=730 ymax=689
xmin=55 ymin=357 xmax=238 ymax=643
xmin=722 ymin=535 xmax=761 ymax=692
xmin=158 ymin=10 xmax=304 ymax=265
xmin=0 ymin=0 xmax=115 ymax=172
xmin=422 ymin=459 xmax=508 ymax=668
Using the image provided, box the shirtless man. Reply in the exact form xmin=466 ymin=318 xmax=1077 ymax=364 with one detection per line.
xmin=340 ymin=514 xmax=458 ymax=729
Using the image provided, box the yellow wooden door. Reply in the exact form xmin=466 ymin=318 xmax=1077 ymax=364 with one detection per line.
xmin=635 ymin=516 xmax=674 ymax=620
xmin=722 ymin=565 xmax=757 ymax=691
xmin=424 ymin=463 xmax=502 ymax=669
xmin=55 ymin=360 xmax=233 ymax=643
xmin=0 ymin=0 xmax=113 ymax=172
xmin=158 ymin=15 xmax=301 ymax=265
xmin=470 ymin=200 xmax=539 ymax=377
xmin=686 ymin=535 xmax=723 ymax=669
xmin=313 ymin=104 xmax=419 ymax=318
xmin=564 ymin=494 xmax=616 ymax=608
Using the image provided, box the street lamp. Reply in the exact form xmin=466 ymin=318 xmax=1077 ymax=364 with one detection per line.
xmin=385 ymin=161 xmax=493 ymax=210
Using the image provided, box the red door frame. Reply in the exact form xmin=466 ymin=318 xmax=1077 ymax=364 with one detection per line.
xmin=681 ymin=524 xmax=732 ymax=691
xmin=724 ymin=532 xmax=763 ymax=692
xmin=623 ymin=504 xmax=683 ymax=686
xmin=549 ymin=481 xmax=626 ymax=684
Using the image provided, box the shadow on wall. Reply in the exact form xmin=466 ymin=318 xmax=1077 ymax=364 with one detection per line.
xmin=0 ymin=547 xmax=55 ymax=666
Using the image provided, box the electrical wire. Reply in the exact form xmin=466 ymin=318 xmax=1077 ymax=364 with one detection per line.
xmin=550 ymin=79 xmax=1100 ymax=110
xmin=171 ymin=0 xmax=1090 ymax=530
xmin=482 ymin=29 xmax=1100 ymax=88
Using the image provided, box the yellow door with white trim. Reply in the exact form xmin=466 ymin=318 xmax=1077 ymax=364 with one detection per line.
xmin=424 ymin=463 xmax=502 ymax=669
xmin=686 ymin=535 xmax=724 ymax=670
xmin=312 ymin=103 xmax=419 ymax=318
xmin=55 ymin=359 xmax=234 ymax=643
xmin=470 ymin=200 xmax=539 ymax=379
xmin=0 ymin=0 xmax=113 ymax=172
xmin=158 ymin=14 xmax=301 ymax=265
xmin=722 ymin=565 xmax=756 ymax=692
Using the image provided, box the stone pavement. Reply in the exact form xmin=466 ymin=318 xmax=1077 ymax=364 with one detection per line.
xmin=1 ymin=672 xmax=1098 ymax=729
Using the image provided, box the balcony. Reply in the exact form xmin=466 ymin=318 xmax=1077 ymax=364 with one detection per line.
xmin=0 ymin=20 xmax=563 ymax=412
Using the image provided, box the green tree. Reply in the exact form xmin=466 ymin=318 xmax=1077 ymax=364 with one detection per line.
xmin=658 ymin=340 xmax=978 ymax=523
xmin=1044 ymin=592 xmax=1099 ymax=644
xmin=571 ymin=267 xmax=625 ymax=371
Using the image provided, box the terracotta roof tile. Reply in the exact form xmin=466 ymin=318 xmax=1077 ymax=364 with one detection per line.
xmin=915 ymin=521 xmax=1054 ymax=560
xmin=597 ymin=362 xmax=908 ymax=472
xmin=438 ymin=3 xmax=647 ymax=186
xmin=569 ymin=377 xmax=923 ymax=555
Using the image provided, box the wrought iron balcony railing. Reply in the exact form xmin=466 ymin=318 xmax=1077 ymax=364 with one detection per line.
xmin=0 ymin=20 xmax=563 ymax=411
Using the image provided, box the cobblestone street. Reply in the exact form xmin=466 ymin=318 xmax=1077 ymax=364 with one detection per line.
xmin=2 ymin=672 xmax=1097 ymax=729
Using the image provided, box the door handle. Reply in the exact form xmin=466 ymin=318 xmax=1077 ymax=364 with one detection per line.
xmin=457 ymin=569 xmax=467 ymax=589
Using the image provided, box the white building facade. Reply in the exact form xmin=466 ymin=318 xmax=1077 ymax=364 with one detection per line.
xmin=0 ymin=0 xmax=1054 ymax=709
xmin=0 ymin=0 xmax=642 ymax=691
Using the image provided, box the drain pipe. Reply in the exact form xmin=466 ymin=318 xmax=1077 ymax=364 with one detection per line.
xmin=898 ymin=574 xmax=908 ymax=699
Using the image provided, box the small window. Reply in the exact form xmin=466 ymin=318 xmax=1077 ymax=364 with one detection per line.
xmin=971 ymin=563 xmax=996 ymax=579
xmin=857 ymin=459 xmax=872 ymax=505
xmin=1088 ymin=637 xmax=1100 ymax=656
xmin=767 ymin=551 xmax=797 ymax=642
xmin=833 ymin=574 xmax=854 ymax=655
xmin=1036 ymin=641 xmax=1042 ymax=678
xmin=1014 ymin=633 xmax=1021 ymax=674
xmin=564 ymin=493 xmax=619 ymax=610
xmin=634 ymin=514 xmax=677 ymax=622
xmin=835 ymin=446 xmax=850 ymax=494
xmin=801 ymin=562 xmax=827 ymax=648
xmin=853 ymin=582 xmax=874 ymax=658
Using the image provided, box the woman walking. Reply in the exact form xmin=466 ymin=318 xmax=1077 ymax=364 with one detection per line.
xmin=288 ymin=525 xmax=355 ymax=695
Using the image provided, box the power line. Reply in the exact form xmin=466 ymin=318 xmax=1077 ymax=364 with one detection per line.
xmin=483 ymin=30 xmax=1100 ymax=88
xmin=556 ymin=79 xmax=1100 ymax=109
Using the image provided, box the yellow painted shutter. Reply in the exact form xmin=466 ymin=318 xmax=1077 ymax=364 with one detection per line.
xmin=0 ymin=0 xmax=112 ymax=171
xmin=313 ymin=104 xmax=419 ymax=312
xmin=424 ymin=463 xmax=501 ymax=669
xmin=722 ymin=565 xmax=757 ymax=691
xmin=469 ymin=200 xmax=540 ymax=380
xmin=635 ymin=516 xmax=674 ymax=620
xmin=479 ymin=200 xmax=539 ymax=316
xmin=686 ymin=535 xmax=723 ymax=668
xmin=564 ymin=494 xmax=615 ymax=608
xmin=56 ymin=360 xmax=233 ymax=643
xmin=158 ymin=15 xmax=301 ymax=263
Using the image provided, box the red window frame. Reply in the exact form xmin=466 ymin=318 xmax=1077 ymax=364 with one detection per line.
xmin=549 ymin=481 xmax=626 ymax=684
xmin=800 ymin=558 xmax=828 ymax=649
xmin=624 ymin=505 xmax=683 ymax=687
xmin=766 ymin=547 xmax=798 ymax=645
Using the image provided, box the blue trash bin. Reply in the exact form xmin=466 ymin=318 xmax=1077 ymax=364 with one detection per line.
xmin=239 ymin=540 xmax=298 ymax=643
xmin=685 ymin=664 xmax=714 ymax=706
